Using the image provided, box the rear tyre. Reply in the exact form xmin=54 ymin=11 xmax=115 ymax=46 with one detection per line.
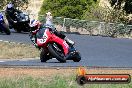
xmin=23 ymin=23 xmax=30 ymax=32
xmin=16 ymin=27 xmax=22 ymax=33
xmin=13 ymin=27 xmax=21 ymax=33
xmin=14 ymin=24 xmax=21 ymax=33
xmin=40 ymin=48 xmax=50 ymax=62
xmin=48 ymin=43 xmax=66 ymax=63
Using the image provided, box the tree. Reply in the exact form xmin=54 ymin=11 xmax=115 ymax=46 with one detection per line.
xmin=82 ymin=0 xmax=99 ymax=20
xmin=124 ymin=0 xmax=132 ymax=14
xmin=39 ymin=0 xmax=98 ymax=19
xmin=0 ymin=0 xmax=28 ymax=10
xmin=109 ymin=0 xmax=132 ymax=14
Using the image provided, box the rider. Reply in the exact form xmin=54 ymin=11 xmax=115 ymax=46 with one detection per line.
xmin=45 ymin=12 xmax=74 ymax=45
xmin=30 ymin=12 xmax=74 ymax=48
xmin=5 ymin=1 xmax=21 ymax=28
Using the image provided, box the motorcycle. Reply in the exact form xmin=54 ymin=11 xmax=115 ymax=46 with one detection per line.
xmin=0 ymin=12 xmax=11 ymax=35
xmin=6 ymin=9 xmax=30 ymax=32
xmin=30 ymin=26 xmax=81 ymax=63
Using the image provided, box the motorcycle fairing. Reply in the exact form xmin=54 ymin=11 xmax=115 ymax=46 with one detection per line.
xmin=0 ymin=14 xmax=3 ymax=21
xmin=51 ymin=35 xmax=69 ymax=55
xmin=0 ymin=14 xmax=5 ymax=31
xmin=36 ymin=29 xmax=48 ymax=46
xmin=36 ymin=28 xmax=69 ymax=55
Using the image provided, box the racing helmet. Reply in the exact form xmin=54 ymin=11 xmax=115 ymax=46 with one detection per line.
xmin=30 ymin=19 xmax=41 ymax=31
xmin=7 ymin=2 xmax=14 ymax=10
xmin=46 ymin=12 xmax=52 ymax=16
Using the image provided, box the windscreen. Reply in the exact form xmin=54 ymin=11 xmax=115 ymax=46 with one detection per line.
xmin=36 ymin=28 xmax=47 ymax=38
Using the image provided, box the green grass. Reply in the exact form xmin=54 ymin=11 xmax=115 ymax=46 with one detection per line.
xmin=0 ymin=42 xmax=40 ymax=59
xmin=0 ymin=76 xmax=131 ymax=88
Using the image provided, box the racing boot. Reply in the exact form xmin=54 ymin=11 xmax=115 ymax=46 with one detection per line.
xmin=64 ymin=37 xmax=75 ymax=46
xmin=65 ymin=50 xmax=76 ymax=60
xmin=33 ymin=43 xmax=41 ymax=50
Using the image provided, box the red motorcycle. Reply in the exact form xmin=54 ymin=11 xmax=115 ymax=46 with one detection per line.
xmin=30 ymin=27 xmax=81 ymax=63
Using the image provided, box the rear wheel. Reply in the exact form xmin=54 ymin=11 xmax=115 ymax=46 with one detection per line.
xmin=72 ymin=52 xmax=81 ymax=62
xmin=48 ymin=43 xmax=66 ymax=63
xmin=22 ymin=23 xmax=30 ymax=32
xmin=14 ymin=26 xmax=21 ymax=33
xmin=13 ymin=23 xmax=22 ymax=33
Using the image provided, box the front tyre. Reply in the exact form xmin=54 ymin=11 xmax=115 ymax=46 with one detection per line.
xmin=3 ymin=23 xmax=10 ymax=35
xmin=48 ymin=43 xmax=66 ymax=63
xmin=40 ymin=48 xmax=50 ymax=62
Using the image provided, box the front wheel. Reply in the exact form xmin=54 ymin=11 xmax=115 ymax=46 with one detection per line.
xmin=48 ymin=43 xmax=66 ymax=63
xmin=2 ymin=23 xmax=11 ymax=35
xmin=40 ymin=48 xmax=51 ymax=62
xmin=22 ymin=22 xmax=30 ymax=32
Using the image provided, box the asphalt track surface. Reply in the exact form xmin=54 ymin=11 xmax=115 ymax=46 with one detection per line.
xmin=0 ymin=30 xmax=132 ymax=68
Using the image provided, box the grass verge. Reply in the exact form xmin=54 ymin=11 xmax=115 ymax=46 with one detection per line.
xmin=0 ymin=41 xmax=40 ymax=59
xmin=0 ymin=68 xmax=132 ymax=88
xmin=0 ymin=75 xmax=132 ymax=88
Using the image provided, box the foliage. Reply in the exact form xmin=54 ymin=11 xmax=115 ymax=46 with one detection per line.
xmin=0 ymin=0 xmax=28 ymax=10
xmin=39 ymin=0 xmax=98 ymax=19
xmin=124 ymin=0 xmax=132 ymax=14
xmin=82 ymin=1 xmax=102 ymax=21
xmin=83 ymin=7 xmax=111 ymax=22
xmin=103 ymin=7 xmax=127 ymax=23
xmin=83 ymin=1 xmax=129 ymax=23
xmin=109 ymin=0 xmax=132 ymax=14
